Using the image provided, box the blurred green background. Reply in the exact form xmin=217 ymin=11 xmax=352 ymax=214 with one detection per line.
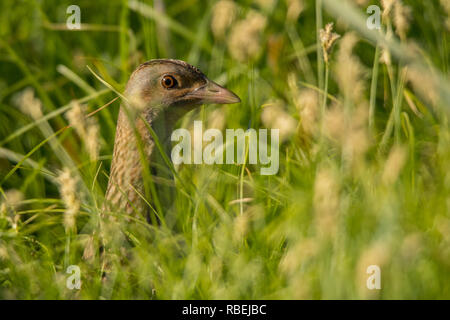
xmin=0 ymin=0 xmax=449 ymax=299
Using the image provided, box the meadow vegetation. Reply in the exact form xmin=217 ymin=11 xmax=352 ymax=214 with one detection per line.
xmin=0 ymin=0 xmax=449 ymax=299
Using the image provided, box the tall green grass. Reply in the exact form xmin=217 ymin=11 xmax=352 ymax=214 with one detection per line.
xmin=0 ymin=0 xmax=449 ymax=299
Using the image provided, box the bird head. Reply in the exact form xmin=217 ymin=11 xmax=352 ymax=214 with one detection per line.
xmin=124 ymin=59 xmax=240 ymax=115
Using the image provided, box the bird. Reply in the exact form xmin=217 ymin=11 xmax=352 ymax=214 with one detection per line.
xmin=103 ymin=59 xmax=240 ymax=219
xmin=82 ymin=59 xmax=240 ymax=282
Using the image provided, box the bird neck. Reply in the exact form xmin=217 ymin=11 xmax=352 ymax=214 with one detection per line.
xmin=104 ymin=106 xmax=177 ymax=215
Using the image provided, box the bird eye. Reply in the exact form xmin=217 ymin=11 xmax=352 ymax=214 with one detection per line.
xmin=161 ymin=75 xmax=177 ymax=89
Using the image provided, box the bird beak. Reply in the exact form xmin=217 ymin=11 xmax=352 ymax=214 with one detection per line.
xmin=186 ymin=80 xmax=241 ymax=104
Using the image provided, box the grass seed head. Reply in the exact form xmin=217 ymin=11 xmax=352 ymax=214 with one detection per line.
xmin=14 ymin=87 xmax=43 ymax=120
xmin=261 ymin=99 xmax=297 ymax=141
xmin=254 ymin=0 xmax=276 ymax=11
xmin=406 ymin=66 xmax=440 ymax=107
xmin=313 ymin=166 xmax=340 ymax=238
xmin=228 ymin=10 xmax=267 ymax=62
xmin=57 ymin=168 xmax=80 ymax=232
xmin=85 ymin=121 xmax=100 ymax=161
xmin=207 ymin=108 xmax=226 ymax=131
xmin=336 ymin=33 xmax=366 ymax=103
xmin=381 ymin=0 xmax=395 ymax=20
xmin=382 ymin=145 xmax=407 ymax=185
xmin=66 ymin=102 xmax=100 ymax=160
xmin=441 ymin=0 xmax=450 ymax=30
xmin=319 ymin=22 xmax=340 ymax=64
xmin=211 ymin=0 xmax=237 ymax=39
xmin=394 ymin=1 xmax=411 ymax=41
xmin=286 ymin=0 xmax=304 ymax=22
xmin=356 ymin=241 xmax=391 ymax=298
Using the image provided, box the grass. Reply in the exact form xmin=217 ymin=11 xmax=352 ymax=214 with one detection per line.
xmin=0 ymin=0 xmax=449 ymax=299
